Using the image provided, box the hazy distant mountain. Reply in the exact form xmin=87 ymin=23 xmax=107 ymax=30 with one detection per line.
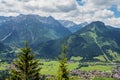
xmin=59 ymin=20 xmax=76 ymax=28
xmin=38 ymin=21 xmax=120 ymax=61
xmin=69 ymin=22 xmax=88 ymax=33
xmin=0 ymin=14 xmax=71 ymax=46
xmin=59 ymin=20 xmax=88 ymax=33
xmin=0 ymin=16 xmax=10 ymax=24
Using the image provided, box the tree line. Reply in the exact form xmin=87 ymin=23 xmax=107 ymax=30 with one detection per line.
xmin=3 ymin=42 xmax=69 ymax=80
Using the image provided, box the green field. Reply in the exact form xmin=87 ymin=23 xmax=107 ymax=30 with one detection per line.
xmin=0 ymin=60 xmax=117 ymax=80
xmin=80 ymin=65 xmax=113 ymax=72
xmin=40 ymin=61 xmax=59 ymax=75
xmin=0 ymin=59 xmax=116 ymax=80
xmin=93 ymin=77 xmax=115 ymax=80
xmin=0 ymin=62 xmax=9 ymax=70
xmin=40 ymin=60 xmax=114 ymax=75
xmin=0 ymin=60 xmax=115 ymax=75
xmin=40 ymin=61 xmax=79 ymax=75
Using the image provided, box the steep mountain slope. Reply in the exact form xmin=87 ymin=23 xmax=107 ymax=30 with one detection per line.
xmin=0 ymin=43 xmax=9 ymax=52
xmin=66 ymin=21 xmax=120 ymax=61
xmin=59 ymin=20 xmax=88 ymax=33
xmin=0 ymin=14 xmax=71 ymax=46
xmin=37 ymin=21 xmax=120 ymax=61
xmin=0 ymin=42 xmax=13 ymax=62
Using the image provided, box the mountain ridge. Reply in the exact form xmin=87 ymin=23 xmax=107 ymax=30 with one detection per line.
xmin=0 ymin=14 xmax=71 ymax=46
xmin=0 ymin=14 xmax=120 ymax=62
xmin=59 ymin=20 xmax=88 ymax=33
xmin=36 ymin=21 xmax=120 ymax=61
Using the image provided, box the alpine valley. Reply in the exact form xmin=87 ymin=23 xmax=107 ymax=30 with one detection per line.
xmin=0 ymin=14 xmax=120 ymax=62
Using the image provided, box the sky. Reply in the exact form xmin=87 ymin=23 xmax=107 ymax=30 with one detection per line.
xmin=0 ymin=0 xmax=120 ymax=27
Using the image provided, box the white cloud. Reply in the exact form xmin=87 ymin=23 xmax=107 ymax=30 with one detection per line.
xmin=0 ymin=0 xmax=77 ymax=15
xmin=0 ymin=0 xmax=120 ymax=27
xmin=94 ymin=9 xmax=114 ymax=19
xmin=82 ymin=0 xmax=120 ymax=9
xmin=105 ymin=18 xmax=120 ymax=27
xmin=75 ymin=0 xmax=120 ymax=27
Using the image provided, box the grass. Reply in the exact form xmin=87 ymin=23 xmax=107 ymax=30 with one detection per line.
xmin=40 ymin=61 xmax=59 ymax=75
xmin=0 ymin=59 xmax=115 ymax=76
xmin=80 ymin=65 xmax=113 ymax=72
xmin=94 ymin=55 xmax=106 ymax=61
xmin=0 ymin=62 xmax=9 ymax=70
xmin=40 ymin=60 xmax=114 ymax=75
xmin=70 ymin=56 xmax=83 ymax=61
xmin=93 ymin=77 xmax=115 ymax=80
xmin=0 ymin=60 xmax=116 ymax=80
xmin=68 ymin=62 xmax=79 ymax=70
xmin=40 ymin=61 xmax=79 ymax=75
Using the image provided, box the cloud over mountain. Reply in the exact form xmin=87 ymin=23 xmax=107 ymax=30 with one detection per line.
xmin=0 ymin=0 xmax=120 ymax=27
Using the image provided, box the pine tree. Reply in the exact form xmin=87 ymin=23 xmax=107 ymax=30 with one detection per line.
xmin=10 ymin=42 xmax=41 ymax=80
xmin=57 ymin=45 xmax=69 ymax=80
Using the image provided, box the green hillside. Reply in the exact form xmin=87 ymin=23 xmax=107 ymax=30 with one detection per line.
xmin=37 ymin=21 xmax=120 ymax=62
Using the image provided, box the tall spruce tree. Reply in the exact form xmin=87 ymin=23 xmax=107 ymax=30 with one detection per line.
xmin=57 ymin=45 xmax=69 ymax=80
xmin=10 ymin=42 xmax=41 ymax=80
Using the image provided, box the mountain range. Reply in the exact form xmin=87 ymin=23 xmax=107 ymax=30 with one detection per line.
xmin=59 ymin=20 xmax=88 ymax=33
xmin=0 ymin=14 xmax=71 ymax=46
xmin=0 ymin=14 xmax=120 ymax=62
xmin=35 ymin=21 xmax=120 ymax=62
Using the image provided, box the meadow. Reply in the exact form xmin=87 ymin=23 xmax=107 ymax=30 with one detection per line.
xmin=0 ymin=57 xmax=117 ymax=80
xmin=40 ymin=60 xmax=114 ymax=75
xmin=0 ymin=59 xmax=115 ymax=75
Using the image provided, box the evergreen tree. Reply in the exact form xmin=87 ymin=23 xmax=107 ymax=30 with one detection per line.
xmin=57 ymin=45 xmax=69 ymax=80
xmin=10 ymin=42 xmax=41 ymax=80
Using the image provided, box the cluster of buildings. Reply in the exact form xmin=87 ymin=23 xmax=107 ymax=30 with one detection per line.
xmin=70 ymin=66 xmax=120 ymax=80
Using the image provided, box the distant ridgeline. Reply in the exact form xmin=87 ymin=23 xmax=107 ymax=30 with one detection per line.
xmin=0 ymin=14 xmax=120 ymax=62
xmin=35 ymin=21 xmax=120 ymax=62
